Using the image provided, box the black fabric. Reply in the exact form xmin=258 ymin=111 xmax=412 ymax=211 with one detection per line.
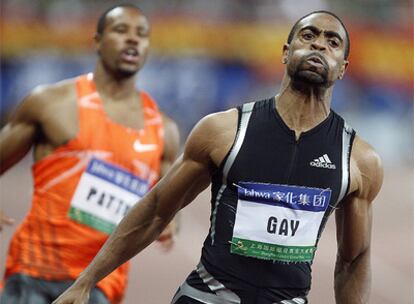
xmin=185 ymin=98 xmax=354 ymax=303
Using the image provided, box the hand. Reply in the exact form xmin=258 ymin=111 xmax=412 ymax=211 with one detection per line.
xmin=52 ymin=282 xmax=91 ymax=304
xmin=0 ymin=209 xmax=14 ymax=231
xmin=156 ymin=220 xmax=177 ymax=252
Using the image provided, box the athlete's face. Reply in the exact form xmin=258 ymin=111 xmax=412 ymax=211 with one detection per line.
xmin=283 ymin=13 xmax=349 ymax=88
xmin=95 ymin=7 xmax=150 ymax=78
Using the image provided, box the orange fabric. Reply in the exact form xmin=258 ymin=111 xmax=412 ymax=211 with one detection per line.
xmin=4 ymin=73 xmax=164 ymax=303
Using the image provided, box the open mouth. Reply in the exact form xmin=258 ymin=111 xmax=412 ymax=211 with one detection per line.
xmin=120 ymin=47 xmax=140 ymax=63
xmin=125 ymin=47 xmax=138 ymax=56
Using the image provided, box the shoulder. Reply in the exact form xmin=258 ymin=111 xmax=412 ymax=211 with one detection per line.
xmin=13 ymin=77 xmax=77 ymax=123
xmin=349 ymin=135 xmax=384 ymax=201
xmin=193 ymin=108 xmax=239 ymax=135
xmin=29 ymin=77 xmax=76 ymax=104
xmin=184 ymin=108 xmax=238 ymax=167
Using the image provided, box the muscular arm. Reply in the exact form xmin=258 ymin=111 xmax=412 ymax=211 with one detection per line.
xmin=52 ymin=109 xmax=238 ymax=304
xmin=0 ymin=90 xmax=41 ymax=229
xmin=334 ymin=137 xmax=384 ymax=304
xmin=0 ymin=81 xmax=76 ymax=230
xmin=0 ymin=94 xmax=40 ymax=175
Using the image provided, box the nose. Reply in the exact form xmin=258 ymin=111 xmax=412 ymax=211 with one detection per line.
xmin=311 ymin=37 xmax=326 ymax=52
xmin=125 ymin=31 xmax=139 ymax=45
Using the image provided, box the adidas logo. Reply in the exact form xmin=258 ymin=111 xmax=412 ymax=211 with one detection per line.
xmin=310 ymin=154 xmax=336 ymax=170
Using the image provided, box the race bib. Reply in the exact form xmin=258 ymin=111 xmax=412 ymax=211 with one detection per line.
xmin=69 ymin=158 xmax=149 ymax=234
xmin=231 ymin=182 xmax=331 ymax=263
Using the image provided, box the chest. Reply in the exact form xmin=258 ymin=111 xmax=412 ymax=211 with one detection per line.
xmin=39 ymin=99 xmax=145 ymax=147
xmin=35 ymin=99 xmax=161 ymax=173
xmin=39 ymin=99 xmax=79 ymax=146
xmin=101 ymin=100 xmax=145 ymax=130
xmin=228 ymin=118 xmax=344 ymax=204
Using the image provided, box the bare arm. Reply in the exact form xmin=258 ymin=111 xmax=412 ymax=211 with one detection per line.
xmin=0 ymin=80 xmax=75 ymax=231
xmin=0 ymin=90 xmax=41 ymax=230
xmin=52 ymin=109 xmax=238 ymax=304
xmin=334 ymin=137 xmax=384 ymax=304
xmin=0 ymin=94 xmax=40 ymax=175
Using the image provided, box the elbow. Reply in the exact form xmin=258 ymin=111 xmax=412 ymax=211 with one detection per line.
xmin=335 ymin=246 xmax=371 ymax=273
xmin=151 ymin=190 xmax=176 ymax=233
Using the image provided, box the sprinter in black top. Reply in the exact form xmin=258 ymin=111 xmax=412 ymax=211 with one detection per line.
xmin=54 ymin=11 xmax=384 ymax=304
xmin=171 ymin=97 xmax=355 ymax=303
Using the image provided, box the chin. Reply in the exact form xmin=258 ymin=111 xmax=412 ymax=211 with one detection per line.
xmin=296 ymin=70 xmax=327 ymax=86
xmin=116 ymin=68 xmax=139 ymax=78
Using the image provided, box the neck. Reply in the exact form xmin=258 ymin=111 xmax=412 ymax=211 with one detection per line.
xmin=275 ymin=74 xmax=333 ymax=138
xmin=93 ymin=61 xmax=138 ymax=101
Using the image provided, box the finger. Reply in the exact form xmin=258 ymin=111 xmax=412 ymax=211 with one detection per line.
xmin=1 ymin=216 xmax=15 ymax=225
xmin=157 ymin=232 xmax=172 ymax=242
xmin=0 ymin=217 xmax=15 ymax=231
xmin=158 ymin=238 xmax=174 ymax=252
xmin=157 ymin=232 xmax=175 ymax=251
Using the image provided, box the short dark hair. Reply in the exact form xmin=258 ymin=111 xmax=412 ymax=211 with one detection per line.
xmin=286 ymin=10 xmax=350 ymax=60
xmin=96 ymin=3 xmax=143 ymax=35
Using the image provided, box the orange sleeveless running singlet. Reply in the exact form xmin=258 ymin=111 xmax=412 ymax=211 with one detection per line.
xmin=5 ymin=74 xmax=164 ymax=303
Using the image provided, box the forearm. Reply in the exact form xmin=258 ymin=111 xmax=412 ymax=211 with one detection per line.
xmin=0 ymin=123 xmax=36 ymax=175
xmin=76 ymin=190 xmax=171 ymax=288
xmin=334 ymin=249 xmax=371 ymax=304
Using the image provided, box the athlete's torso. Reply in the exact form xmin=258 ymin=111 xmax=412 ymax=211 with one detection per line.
xmin=33 ymin=76 xmax=148 ymax=162
xmin=180 ymin=97 xmax=355 ymax=304
xmin=5 ymin=73 xmax=164 ymax=303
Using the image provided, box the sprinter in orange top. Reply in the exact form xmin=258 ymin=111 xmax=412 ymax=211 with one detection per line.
xmin=0 ymin=4 xmax=179 ymax=304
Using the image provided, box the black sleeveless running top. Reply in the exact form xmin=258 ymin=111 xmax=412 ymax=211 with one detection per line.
xmin=176 ymin=97 xmax=355 ymax=304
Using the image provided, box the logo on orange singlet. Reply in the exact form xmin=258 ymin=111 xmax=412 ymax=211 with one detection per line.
xmin=133 ymin=139 xmax=158 ymax=153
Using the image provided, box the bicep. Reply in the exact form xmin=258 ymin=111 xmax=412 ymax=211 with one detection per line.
xmin=335 ymin=137 xmax=384 ymax=262
xmin=0 ymin=106 xmax=37 ymax=174
xmin=150 ymin=110 xmax=233 ymax=219
xmin=335 ymin=194 xmax=372 ymax=263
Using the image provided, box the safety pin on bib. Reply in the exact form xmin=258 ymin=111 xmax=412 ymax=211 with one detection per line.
xmin=228 ymin=240 xmax=247 ymax=251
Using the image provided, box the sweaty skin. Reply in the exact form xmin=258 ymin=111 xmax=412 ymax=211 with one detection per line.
xmin=0 ymin=7 xmax=180 ymax=246
xmin=52 ymin=12 xmax=383 ymax=304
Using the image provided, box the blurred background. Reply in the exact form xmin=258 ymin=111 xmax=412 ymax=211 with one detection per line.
xmin=1 ymin=0 xmax=413 ymax=303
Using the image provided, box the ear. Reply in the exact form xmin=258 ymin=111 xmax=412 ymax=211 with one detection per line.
xmin=282 ymin=43 xmax=289 ymax=64
xmin=94 ymin=33 xmax=102 ymax=53
xmin=338 ymin=60 xmax=349 ymax=79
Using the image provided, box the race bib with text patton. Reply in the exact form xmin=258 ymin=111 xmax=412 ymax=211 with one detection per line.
xmin=69 ymin=158 xmax=149 ymax=234
xmin=231 ymin=182 xmax=331 ymax=263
